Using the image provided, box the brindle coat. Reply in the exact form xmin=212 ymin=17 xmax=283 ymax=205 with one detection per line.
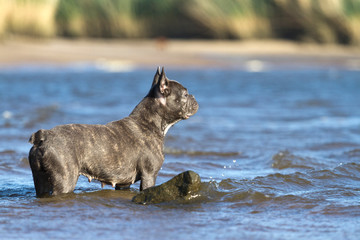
xmin=28 ymin=67 xmax=198 ymax=197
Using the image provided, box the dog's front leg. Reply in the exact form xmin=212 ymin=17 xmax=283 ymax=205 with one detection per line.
xmin=140 ymin=173 xmax=156 ymax=191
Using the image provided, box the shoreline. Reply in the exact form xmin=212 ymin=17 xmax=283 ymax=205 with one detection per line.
xmin=1 ymin=38 xmax=360 ymax=70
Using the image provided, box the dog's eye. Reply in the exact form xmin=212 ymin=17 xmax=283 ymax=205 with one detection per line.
xmin=164 ymin=89 xmax=171 ymax=96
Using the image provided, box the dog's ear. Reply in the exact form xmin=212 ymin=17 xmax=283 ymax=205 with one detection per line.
xmin=148 ymin=67 xmax=169 ymax=106
xmin=158 ymin=67 xmax=169 ymax=95
xmin=151 ymin=66 xmax=161 ymax=87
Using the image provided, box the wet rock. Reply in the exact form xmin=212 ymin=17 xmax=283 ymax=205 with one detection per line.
xmin=132 ymin=170 xmax=201 ymax=204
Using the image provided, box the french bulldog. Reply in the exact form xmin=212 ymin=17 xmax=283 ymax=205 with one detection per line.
xmin=28 ymin=67 xmax=198 ymax=197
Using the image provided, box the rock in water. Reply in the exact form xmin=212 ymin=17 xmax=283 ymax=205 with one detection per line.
xmin=132 ymin=171 xmax=201 ymax=204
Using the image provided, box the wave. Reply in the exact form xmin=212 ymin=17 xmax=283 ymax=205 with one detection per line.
xmin=164 ymin=147 xmax=240 ymax=157
xmin=344 ymin=149 xmax=360 ymax=159
xmin=24 ymin=105 xmax=60 ymax=129
xmin=264 ymin=117 xmax=360 ymax=131
xmin=271 ymin=150 xmax=324 ymax=170
xmin=190 ymin=162 xmax=360 ymax=213
xmin=0 ymin=150 xmax=29 ymax=175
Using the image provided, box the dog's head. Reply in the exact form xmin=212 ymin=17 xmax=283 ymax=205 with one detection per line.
xmin=147 ymin=67 xmax=198 ymax=132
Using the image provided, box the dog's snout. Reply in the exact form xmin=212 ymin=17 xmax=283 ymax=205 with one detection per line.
xmin=190 ymin=95 xmax=199 ymax=114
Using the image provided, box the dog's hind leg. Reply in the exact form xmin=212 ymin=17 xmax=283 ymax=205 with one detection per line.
xmin=51 ymin=169 xmax=79 ymax=196
xmin=29 ymin=146 xmax=52 ymax=197
xmin=29 ymin=138 xmax=79 ymax=197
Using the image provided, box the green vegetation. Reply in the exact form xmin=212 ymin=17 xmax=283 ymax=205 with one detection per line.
xmin=55 ymin=0 xmax=139 ymax=38
xmin=0 ymin=0 xmax=359 ymax=44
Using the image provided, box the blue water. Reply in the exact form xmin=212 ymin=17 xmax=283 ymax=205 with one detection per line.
xmin=0 ymin=66 xmax=360 ymax=239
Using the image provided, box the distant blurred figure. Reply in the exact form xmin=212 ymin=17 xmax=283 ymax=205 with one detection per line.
xmin=156 ymin=36 xmax=168 ymax=51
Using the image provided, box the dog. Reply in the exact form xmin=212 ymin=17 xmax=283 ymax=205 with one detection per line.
xmin=28 ymin=67 xmax=198 ymax=197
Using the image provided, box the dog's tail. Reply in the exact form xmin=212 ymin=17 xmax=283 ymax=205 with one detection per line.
xmin=29 ymin=129 xmax=47 ymax=146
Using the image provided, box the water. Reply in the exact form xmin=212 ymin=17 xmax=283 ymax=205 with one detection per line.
xmin=0 ymin=66 xmax=360 ymax=239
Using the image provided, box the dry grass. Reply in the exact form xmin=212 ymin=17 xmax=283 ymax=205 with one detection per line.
xmin=0 ymin=0 xmax=58 ymax=37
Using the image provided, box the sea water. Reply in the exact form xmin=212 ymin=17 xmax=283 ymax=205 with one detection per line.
xmin=0 ymin=66 xmax=359 ymax=239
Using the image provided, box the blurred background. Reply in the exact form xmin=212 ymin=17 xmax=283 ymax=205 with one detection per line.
xmin=0 ymin=0 xmax=359 ymax=44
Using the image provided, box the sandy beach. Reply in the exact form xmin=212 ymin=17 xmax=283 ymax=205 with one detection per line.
xmin=1 ymin=38 xmax=360 ymax=70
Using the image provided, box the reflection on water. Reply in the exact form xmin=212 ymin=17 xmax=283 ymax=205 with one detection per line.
xmin=0 ymin=67 xmax=360 ymax=239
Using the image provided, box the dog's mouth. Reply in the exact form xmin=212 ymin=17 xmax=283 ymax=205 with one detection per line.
xmin=181 ymin=108 xmax=195 ymax=120
xmin=183 ymin=97 xmax=199 ymax=119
